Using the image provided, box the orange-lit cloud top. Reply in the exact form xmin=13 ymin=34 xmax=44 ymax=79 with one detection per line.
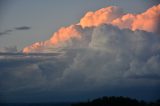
xmin=80 ymin=6 xmax=124 ymax=27
xmin=80 ymin=4 xmax=160 ymax=32
xmin=23 ymin=4 xmax=160 ymax=53
xmin=23 ymin=25 xmax=83 ymax=53
xmin=49 ymin=25 xmax=82 ymax=45
xmin=112 ymin=4 xmax=160 ymax=32
xmin=23 ymin=41 xmax=48 ymax=53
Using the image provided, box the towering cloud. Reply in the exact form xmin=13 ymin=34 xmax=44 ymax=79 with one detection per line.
xmin=23 ymin=4 xmax=160 ymax=53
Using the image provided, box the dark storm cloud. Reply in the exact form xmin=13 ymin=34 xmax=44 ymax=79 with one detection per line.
xmin=126 ymin=73 xmax=160 ymax=80
xmin=15 ymin=26 xmax=31 ymax=30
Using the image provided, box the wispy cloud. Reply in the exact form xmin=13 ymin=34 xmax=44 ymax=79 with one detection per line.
xmin=0 ymin=26 xmax=31 ymax=36
xmin=15 ymin=26 xmax=31 ymax=30
xmin=0 ymin=46 xmax=17 ymax=53
xmin=0 ymin=29 xmax=12 ymax=36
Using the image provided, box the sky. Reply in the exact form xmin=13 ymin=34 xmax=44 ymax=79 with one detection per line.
xmin=0 ymin=0 xmax=159 ymax=51
xmin=0 ymin=0 xmax=160 ymax=103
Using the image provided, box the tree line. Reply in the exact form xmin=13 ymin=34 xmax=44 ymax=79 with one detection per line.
xmin=71 ymin=96 xmax=160 ymax=106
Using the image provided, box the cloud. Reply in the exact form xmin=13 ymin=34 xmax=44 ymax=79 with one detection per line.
xmin=79 ymin=6 xmax=124 ymax=27
xmin=0 ymin=30 xmax=12 ymax=36
xmin=0 ymin=26 xmax=31 ymax=37
xmin=112 ymin=4 xmax=160 ymax=33
xmin=80 ymin=4 xmax=160 ymax=33
xmin=15 ymin=26 xmax=31 ymax=30
xmin=1 ymin=24 xmax=160 ymax=102
xmin=0 ymin=46 xmax=17 ymax=53
xmin=57 ymin=24 xmax=160 ymax=90
xmin=23 ymin=25 xmax=93 ymax=53
xmin=89 ymin=24 xmax=160 ymax=80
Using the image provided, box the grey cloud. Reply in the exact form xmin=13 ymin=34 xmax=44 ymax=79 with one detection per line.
xmin=125 ymin=73 xmax=160 ymax=80
xmin=0 ymin=46 xmax=17 ymax=53
xmin=0 ymin=54 xmax=58 ymax=92
xmin=55 ymin=24 xmax=160 ymax=89
xmin=0 ymin=29 xmax=12 ymax=36
xmin=0 ymin=26 xmax=31 ymax=37
xmin=15 ymin=26 xmax=31 ymax=30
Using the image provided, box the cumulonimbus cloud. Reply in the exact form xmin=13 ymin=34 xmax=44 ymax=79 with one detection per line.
xmin=23 ymin=4 xmax=160 ymax=53
xmin=21 ymin=4 xmax=160 ymax=89
xmin=20 ymin=4 xmax=160 ymax=90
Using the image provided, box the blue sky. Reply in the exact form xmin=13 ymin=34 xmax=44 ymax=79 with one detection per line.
xmin=0 ymin=0 xmax=159 ymax=51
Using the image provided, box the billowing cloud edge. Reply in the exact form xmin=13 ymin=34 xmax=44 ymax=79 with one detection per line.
xmin=22 ymin=4 xmax=160 ymax=53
